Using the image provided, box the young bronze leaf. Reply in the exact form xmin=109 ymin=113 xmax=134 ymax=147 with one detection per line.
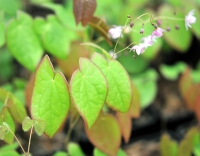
xmin=92 ymin=53 xmax=132 ymax=112
xmin=31 ymin=55 xmax=71 ymax=138
xmin=128 ymin=84 xmax=140 ymax=118
xmin=70 ymin=58 xmax=107 ymax=128
xmin=85 ymin=113 xmax=121 ymax=156
xmin=0 ymin=107 xmax=15 ymax=144
xmin=33 ymin=118 xmax=46 ymax=136
xmin=116 ymin=112 xmax=132 ymax=143
xmin=73 ymin=0 xmax=97 ymax=26
xmin=22 ymin=116 xmax=33 ymax=132
xmin=160 ymin=134 xmax=178 ymax=156
xmin=88 ymin=16 xmax=112 ymax=45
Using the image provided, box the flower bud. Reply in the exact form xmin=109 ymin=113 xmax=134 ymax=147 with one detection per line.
xmin=175 ymin=25 xmax=180 ymax=30
xmin=157 ymin=19 xmax=161 ymax=26
xmin=130 ymin=22 xmax=134 ymax=28
xmin=127 ymin=15 xmax=131 ymax=18
xmin=140 ymin=28 xmax=144 ymax=34
xmin=166 ymin=26 xmax=170 ymax=32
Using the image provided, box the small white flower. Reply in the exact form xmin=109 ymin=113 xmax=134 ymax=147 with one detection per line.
xmin=131 ymin=43 xmax=148 ymax=55
xmin=185 ymin=10 xmax=196 ymax=30
xmin=108 ymin=26 xmax=123 ymax=39
xmin=109 ymin=51 xmax=118 ymax=59
xmin=141 ymin=35 xmax=156 ymax=46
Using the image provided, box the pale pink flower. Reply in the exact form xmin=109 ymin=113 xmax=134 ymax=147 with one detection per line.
xmin=141 ymin=35 xmax=156 ymax=46
xmin=131 ymin=43 xmax=149 ymax=55
xmin=151 ymin=27 xmax=165 ymax=39
xmin=109 ymin=51 xmax=118 ymax=59
xmin=108 ymin=26 xmax=123 ymax=39
xmin=185 ymin=10 xmax=196 ymax=30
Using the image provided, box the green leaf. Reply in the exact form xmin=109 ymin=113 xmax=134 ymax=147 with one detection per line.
xmin=85 ymin=113 xmax=121 ymax=156
xmin=0 ymin=21 xmax=5 ymax=48
xmin=0 ymin=107 xmax=15 ymax=144
xmin=160 ymin=134 xmax=178 ymax=156
xmin=0 ymin=142 xmax=19 ymax=152
xmin=94 ymin=148 xmax=127 ymax=156
xmin=70 ymin=58 xmax=107 ymax=128
xmin=117 ymin=52 xmax=149 ymax=74
xmin=22 ymin=117 xmax=33 ymax=132
xmin=159 ymin=5 xmax=192 ymax=52
xmin=0 ymin=151 xmax=20 ymax=156
xmin=33 ymin=118 xmax=46 ymax=136
xmin=31 ymin=55 xmax=71 ymax=137
xmin=160 ymin=62 xmax=187 ymax=80
xmin=68 ymin=143 xmax=85 ymax=156
xmin=92 ymin=53 xmax=132 ymax=112
xmin=0 ymin=125 xmax=9 ymax=140
xmin=0 ymin=88 xmax=27 ymax=123
xmin=0 ymin=0 xmax=22 ymax=15
xmin=6 ymin=11 xmax=43 ymax=71
xmin=132 ymin=69 xmax=158 ymax=109
xmin=53 ymin=151 xmax=68 ymax=156
xmin=35 ymin=15 xmax=75 ymax=59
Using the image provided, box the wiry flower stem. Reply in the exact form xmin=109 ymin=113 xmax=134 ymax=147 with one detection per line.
xmin=27 ymin=125 xmax=34 ymax=156
xmin=154 ymin=16 xmax=184 ymax=21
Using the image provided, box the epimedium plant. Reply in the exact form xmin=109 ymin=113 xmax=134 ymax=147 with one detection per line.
xmin=0 ymin=0 xmax=200 ymax=156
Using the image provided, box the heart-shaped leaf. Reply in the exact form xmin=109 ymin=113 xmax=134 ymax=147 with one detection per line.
xmin=85 ymin=113 xmax=121 ymax=156
xmin=33 ymin=118 xmax=46 ymax=136
xmin=91 ymin=53 xmax=132 ymax=112
xmin=31 ymin=55 xmax=71 ymax=137
xmin=70 ymin=58 xmax=107 ymax=128
xmin=116 ymin=112 xmax=132 ymax=143
xmin=34 ymin=15 xmax=75 ymax=59
xmin=158 ymin=5 xmax=192 ymax=52
xmin=0 ymin=107 xmax=15 ymax=144
xmin=73 ymin=0 xmax=97 ymax=26
xmin=22 ymin=116 xmax=33 ymax=132
xmin=6 ymin=11 xmax=43 ymax=71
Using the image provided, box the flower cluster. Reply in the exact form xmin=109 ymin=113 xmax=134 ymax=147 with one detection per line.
xmin=131 ymin=27 xmax=165 ymax=55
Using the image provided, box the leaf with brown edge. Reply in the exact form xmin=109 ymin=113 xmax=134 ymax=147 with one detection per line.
xmin=116 ymin=112 xmax=132 ymax=143
xmin=88 ymin=16 xmax=112 ymax=46
xmin=73 ymin=0 xmax=97 ymax=26
xmin=25 ymin=72 xmax=35 ymax=110
xmin=128 ymin=83 xmax=140 ymax=118
xmin=31 ymin=55 xmax=71 ymax=138
xmin=85 ymin=112 xmax=121 ymax=156
xmin=194 ymin=86 xmax=200 ymax=123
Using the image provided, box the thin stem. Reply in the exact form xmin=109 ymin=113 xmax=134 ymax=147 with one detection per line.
xmin=65 ymin=115 xmax=80 ymax=149
xmin=27 ymin=125 xmax=34 ymax=156
xmin=154 ymin=16 xmax=184 ymax=21
xmin=115 ymin=42 xmax=136 ymax=54
xmin=113 ymin=18 xmax=130 ymax=54
xmin=8 ymin=128 xmax=26 ymax=155
xmin=137 ymin=13 xmax=151 ymax=20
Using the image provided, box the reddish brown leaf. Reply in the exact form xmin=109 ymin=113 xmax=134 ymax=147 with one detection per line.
xmin=85 ymin=112 xmax=121 ymax=156
xmin=88 ymin=16 xmax=112 ymax=45
xmin=116 ymin=112 xmax=132 ymax=143
xmin=128 ymin=84 xmax=140 ymax=118
xmin=57 ymin=41 xmax=91 ymax=79
xmin=73 ymin=0 xmax=97 ymax=26
xmin=179 ymin=68 xmax=193 ymax=110
xmin=73 ymin=0 xmax=84 ymax=25
xmin=184 ymin=84 xmax=200 ymax=111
